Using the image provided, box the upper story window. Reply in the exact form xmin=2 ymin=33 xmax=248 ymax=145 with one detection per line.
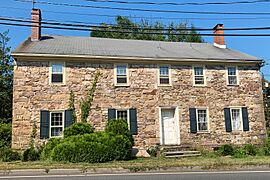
xmin=193 ymin=66 xmax=205 ymax=86
xmin=227 ymin=66 xmax=238 ymax=85
xmin=158 ymin=65 xmax=171 ymax=86
xmin=50 ymin=62 xmax=65 ymax=84
xmin=50 ymin=111 xmax=64 ymax=137
xmin=114 ymin=64 xmax=129 ymax=86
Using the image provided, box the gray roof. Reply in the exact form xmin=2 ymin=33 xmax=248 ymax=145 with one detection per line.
xmin=12 ymin=35 xmax=260 ymax=61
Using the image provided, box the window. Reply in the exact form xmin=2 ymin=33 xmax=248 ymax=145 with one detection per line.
xmin=196 ymin=109 xmax=208 ymax=132
xmin=193 ymin=66 xmax=205 ymax=85
xmin=50 ymin=62 xmax=65 ymax=84
xmin=230 ymin=108 xmax=242 ymax=131
xmin=116 ymin=109 xmax=130 ymax=128
xmin=227 ymin=66 xmax=238 ymax=85
xmin=158 ymin=65 xmax=171 ymax=85
xmin=50 ymin=112 xmax=64 ymax=137
xmin=115 ymin=64 xmax=128 ymax=85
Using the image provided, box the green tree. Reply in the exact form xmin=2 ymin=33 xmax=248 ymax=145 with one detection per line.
xmin=91 ymin=16 xmax=203 ymax=43
xmin=0 ymin=31 xmax=13 ymax=123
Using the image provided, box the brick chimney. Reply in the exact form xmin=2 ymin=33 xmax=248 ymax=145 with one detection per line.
xmin=31 ymin=9 xmax=41 ymax=41
xmin=213 ymin=24 xmax=226 ymax=49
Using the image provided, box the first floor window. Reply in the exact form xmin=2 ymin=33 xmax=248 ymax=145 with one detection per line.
xmin=197 ymin=109 xmax=208 ymax=131
xmin=227 ymin=66 xmax=238 ymax=85
xmin=159 ymin=65 xmax=170 ymax=85
xmin=231 ymin=108 xmax=242 ymax=131
xmin=194 ymin=66 xmax=205 ymax=85
xmin=51 ymin=62 xmax=64 ymax=83
xmin=50 ymin=112 xmax=64 ymax=137
xmin=115 ymin=64 xmax=128 ymax=85
xmin=116 ymin=110 xmax=129 ymax=122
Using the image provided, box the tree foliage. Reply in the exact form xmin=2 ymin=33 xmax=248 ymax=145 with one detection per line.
xmin=91 ymin=16 xmax=203 ymax=43
xmin=0 ymin=31 xmax=13 ymax=123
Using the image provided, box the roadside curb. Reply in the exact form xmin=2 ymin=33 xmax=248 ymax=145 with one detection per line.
xmin=1 ymin=165 xmax=270 ymax=176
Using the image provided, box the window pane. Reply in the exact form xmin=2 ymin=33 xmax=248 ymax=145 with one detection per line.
xmin=52 ymin=63 xmax=63 ymax=73
xmin=52 ymin=74 xmax=63 ymax=83
xmin=195 ymin=76 xmax=204 ymax=85
xmin=51 ymin=113 xmax=63 ymax=126
xmin=228 ymin=76 xmax=237 ymax=85
xmin=160 ymin=66 xmax=169 ymax=76
xmin=117 ymin=77 xmax=127 ymax=84
xmin=117 ymin=110 xmax=128 ymax=121
xmin=194 ymin=67 xmax=203 ymax=76
xmin=228 ymin=67 xmax=236 ymax=76
xmin=197 ymin=110 xmax=208 ymax=131
xmin=231 ymin=109 xmax=241 ymax=131
xmin=117 ymin=65 xmax=126 ymax=76
xmin=160 ymin=78 xmax=170 ymax=84
xmin=51 ymin=127 xmax=63 ymax=137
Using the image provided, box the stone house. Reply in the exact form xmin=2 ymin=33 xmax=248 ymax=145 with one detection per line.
xmin=11 ymin=9 xmax=266 ymax=154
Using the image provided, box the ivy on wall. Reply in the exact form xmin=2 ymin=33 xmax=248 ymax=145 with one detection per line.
xmin=68 ymin=90 xmax=77 ymax=123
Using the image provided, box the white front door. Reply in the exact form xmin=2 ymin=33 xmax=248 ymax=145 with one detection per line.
xmin=161 ymin=108 xmax=179 ymax=145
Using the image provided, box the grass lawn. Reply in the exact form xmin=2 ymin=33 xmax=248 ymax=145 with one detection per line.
xmin=1 ymin=156 xmax=270 ymax=171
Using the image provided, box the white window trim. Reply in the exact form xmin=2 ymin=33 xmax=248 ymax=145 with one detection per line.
xmin=49 ymin=61 xmax=66 ymax=85
xmin=116 ymin=109 xmax=130 ymax=129
xmin=114 ymin=63 xmax=129 ymax=86
xmin=192 ymin=65 xmax=206 ymax=86
xmin=230 ymin=107 xmax=243 ymax=132
xmin=157 ymin=64 xmax=172 ymax=86
xmin=195 ymin=107 xmax=210 ymax=132
xmin=49 ymin=111 xmax=65 ymax=138
xmin=226 ymin=66 xmax=239 ymax=86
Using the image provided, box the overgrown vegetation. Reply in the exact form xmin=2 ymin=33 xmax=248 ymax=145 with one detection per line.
xmin=0 ymin=123 xmax=11 ymax=148
xmin=68 ymin=90 xmax=77 ymax=123
xmin=42 ymin=119 xmax=133 ymax=163
xmin=80 ymin=71 xmax=101 ymax=122
xmin=91 ymin=16 xmax=204 ymax=43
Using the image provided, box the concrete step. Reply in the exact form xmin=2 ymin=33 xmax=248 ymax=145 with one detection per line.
xmin=166 ymin=154 xmax=201 ymax=158
xmin=164 ymin=151 xmax=201 ymax=156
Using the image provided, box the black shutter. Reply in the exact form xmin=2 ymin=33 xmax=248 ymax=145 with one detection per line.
xmin=189 ymin=108 xmax=197 ymax=133
xmin=129 ymin=108 xmax=138 ymax=135
xmin=40 ymin=110 xmax=49 ymax=139
xmin=242 ymin=107 xmax=249 ymax=131
xmin=224 ymin=108 xmax=232 ymax=132
xmin=108 ymin=108 xmax=116 ymax=121
xmin=65 ymin=110 xmax=73 ymax=128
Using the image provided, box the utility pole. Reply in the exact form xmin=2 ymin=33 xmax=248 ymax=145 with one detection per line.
xmin=32 ymin=0 xmax=36 ymax=9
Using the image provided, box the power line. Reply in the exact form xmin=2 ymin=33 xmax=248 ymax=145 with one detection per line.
xmin=1 ymin=21 xmax=270 ymax=36
xmin=2 ymin=17 xmax=270 ymax=31
xmin=1 ymin=6 xmax=270 ymax=21
xmin=15 ymin=0 xmax=270 ymax=16
xmin=84 ymin=0 xmax=270 ymax=6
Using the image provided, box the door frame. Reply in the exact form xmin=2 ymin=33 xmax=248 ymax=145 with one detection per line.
xmin=159 ymin=106 xmax=180 ymax=145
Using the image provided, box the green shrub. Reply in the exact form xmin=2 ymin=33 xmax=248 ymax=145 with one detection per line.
xmin=64 ymin=123 xmax=94 ymax=138
xmin=147 ymin=146 xmax=159 ymax=157
xmin=218 ymin=144 xmax=234 ymax=156
xmin=41 ymin=138 xmax=62 ymax=160
xmin=243 ymin=144 xmax=257 ymax=156
xmin=0 ymin=123 xmax=11 ymax=148
xmin=105 ymin=119 xmax=134 ymax=145
xmin=233 ymin=148 xmax=247 ymax=158
xmin=0 ymin=147 xmax=21 ymax=162
xmin=22 ymin=147 xmax=40 ymax=161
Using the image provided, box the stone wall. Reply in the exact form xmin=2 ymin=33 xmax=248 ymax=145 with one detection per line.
xmin=12 ymin=60 xmax=266 ymax=150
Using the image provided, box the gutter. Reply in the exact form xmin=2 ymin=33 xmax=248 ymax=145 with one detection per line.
xmin=11 ymin=53 xmax=263 ymax=64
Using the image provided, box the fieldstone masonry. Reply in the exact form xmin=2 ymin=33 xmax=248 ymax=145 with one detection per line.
xmin=12 ymin=60 xmax=266 ymax=150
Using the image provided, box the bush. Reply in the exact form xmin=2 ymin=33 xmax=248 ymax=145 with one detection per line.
xmin=233 ymin=148 xmax=247 ymax=158
xmin=218 ymin=144 xmax=234 ymax=156
xmin=0 ymin=123 xmax=11 ymax=148
xmin=64 ymin=123 xmax=94 ymax=138
xmin=105 ymin=119 xmax=134 ymax=145
xmin=41 ymin=138 xmax=62 ymax=160
xmin=22 ymin=147 xmax=40 ymax=161
xmin=0 ymin=147 xmax=21 ymax=162
xmin=147 ymin=146 xmax=159 ymax=157
xmin=243 ymin=144 xmax=257 ymax=156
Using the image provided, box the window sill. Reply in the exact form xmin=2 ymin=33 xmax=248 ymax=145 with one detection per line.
xmin=196 ymin=131 xmax=210 ymax=134
xmin=227 ymin=84 xmax=239 ymax=87
xmin=193 ymin=84 xmax=207 ymax=87
xmin=158 ymin=84 xmax=172 ymax=87
xmin=115 ymin=84 xmax=130 ymax=87
xmin=49 ymin=83 xmax=66 ymax=86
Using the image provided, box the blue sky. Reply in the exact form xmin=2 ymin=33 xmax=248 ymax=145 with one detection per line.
xmin=0 ymin=0 xmax=269 ymax=80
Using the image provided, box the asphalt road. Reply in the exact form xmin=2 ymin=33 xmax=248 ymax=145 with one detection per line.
xmin=1 ymin=171 xmax=270 ymax=180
